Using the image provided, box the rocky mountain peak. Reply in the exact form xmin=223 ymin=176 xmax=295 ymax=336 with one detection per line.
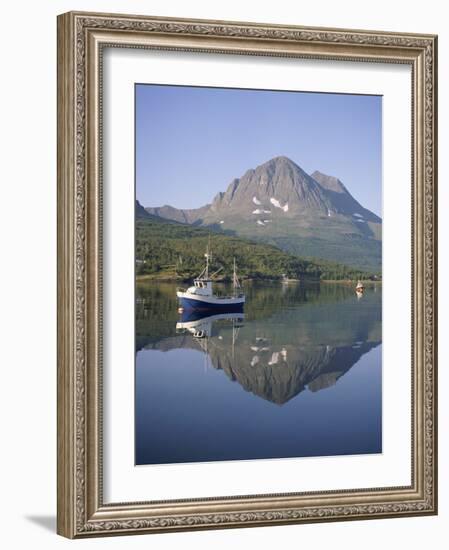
xmin=211 ymin=156 xmax=330 ymax=214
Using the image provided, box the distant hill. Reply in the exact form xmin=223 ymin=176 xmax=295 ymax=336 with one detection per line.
xmin=135 ymin=208 xmax=376 ymax=281
xmin=145 ymin=203 xmax=210 ymax=225
xmin=143 ymin=156 xmax=382 ymax=270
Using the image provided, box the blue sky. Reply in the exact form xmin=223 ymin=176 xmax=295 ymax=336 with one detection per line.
xmin=136 ymin=84 xmax=382 ymax=216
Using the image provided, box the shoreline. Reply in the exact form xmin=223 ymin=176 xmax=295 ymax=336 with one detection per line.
xmin=320 ymin=279 xmax=381 ymax=285
xmin=136 ymin=275 xmax=382 ymax=284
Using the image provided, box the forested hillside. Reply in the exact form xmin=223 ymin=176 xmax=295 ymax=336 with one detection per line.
xmin=136 ymin=216 xmax=377 ymax=281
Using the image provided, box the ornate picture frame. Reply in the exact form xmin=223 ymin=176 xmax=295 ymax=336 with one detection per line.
xmin=57 ymin=11 xmax=437 ymax=538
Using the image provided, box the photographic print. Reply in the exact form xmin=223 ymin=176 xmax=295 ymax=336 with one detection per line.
xmin=135 ymin=84 xmax=382 ymax=466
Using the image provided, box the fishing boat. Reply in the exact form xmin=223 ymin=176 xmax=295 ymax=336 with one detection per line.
xmin=176 ymin=246 xmax=245 ymax=312
xmin=355 ymin=280 xmax=365 ymax=292
xmin=281 ymin=273 xmax=299 ymax=285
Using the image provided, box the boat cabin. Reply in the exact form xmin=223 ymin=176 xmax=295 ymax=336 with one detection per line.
xmin=187 ymin=278 xmax=213 ymax=296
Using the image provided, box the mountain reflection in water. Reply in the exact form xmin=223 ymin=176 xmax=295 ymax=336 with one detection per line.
xmin=136 ymin=281 xmax=382 ymax=465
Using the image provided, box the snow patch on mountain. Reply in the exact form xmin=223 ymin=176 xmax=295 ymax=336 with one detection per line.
xmin=270 ymin=197 xmax=289 ymax=212
xmin=252 ymin=196 xmax=261 ymax=205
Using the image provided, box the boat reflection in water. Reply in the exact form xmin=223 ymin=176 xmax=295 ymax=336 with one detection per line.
xmin=136 ymin=281 xmax=382 ymax=464
xmin=176 ymin=310 xmax=244 ymax=339
xmin=176 ymin=310 xmax=245 ymax=373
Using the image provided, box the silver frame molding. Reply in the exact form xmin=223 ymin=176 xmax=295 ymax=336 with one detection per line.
xmin=57 ymin=11 xmax=438 ymax=538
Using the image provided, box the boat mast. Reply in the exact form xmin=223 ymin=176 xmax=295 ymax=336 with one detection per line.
xmin=204 ymin=236 xmax=211 ymax=279
xmin=233 ymin=257 xmax=239 ymax=296
xmin=232 ymin=317 xmax=235 ymax=359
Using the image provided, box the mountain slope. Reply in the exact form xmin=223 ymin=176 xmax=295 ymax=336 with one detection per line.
xmin=142 ymin=156 xmax=382 ymax=270
xmin=311 ymin=170 xmax=381 ymax=223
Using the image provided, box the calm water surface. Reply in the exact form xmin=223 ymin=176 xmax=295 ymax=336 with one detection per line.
xmin=135 ymin=281 xmax=382 ymax=465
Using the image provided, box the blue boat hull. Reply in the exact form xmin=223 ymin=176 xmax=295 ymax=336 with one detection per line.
xmin=179 ymin=296 xmax=244 ymax=313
